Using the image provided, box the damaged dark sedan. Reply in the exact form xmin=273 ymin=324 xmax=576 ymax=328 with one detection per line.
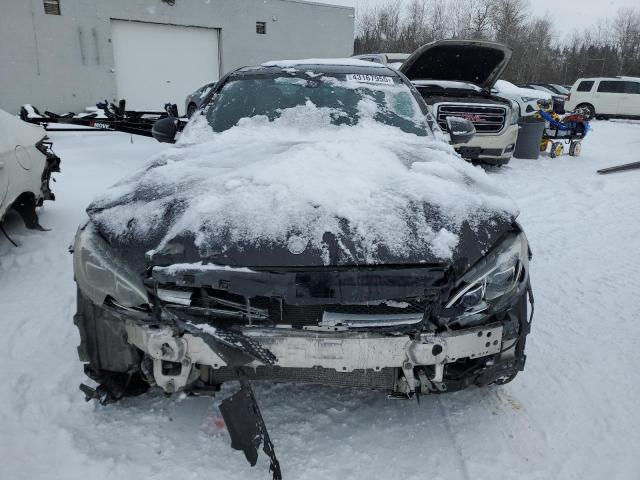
xmin=73 ymin=60 xmax=533 ymax=475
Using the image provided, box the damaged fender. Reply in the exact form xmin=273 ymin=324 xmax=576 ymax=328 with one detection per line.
xmin=0 ymin=109 xmax=60 ymax=228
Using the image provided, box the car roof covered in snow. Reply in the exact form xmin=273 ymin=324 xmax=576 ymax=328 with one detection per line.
xmin=237 ymin=59 xmax=401 ymax=78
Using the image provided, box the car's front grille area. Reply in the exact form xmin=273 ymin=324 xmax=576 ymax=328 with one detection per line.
xmin=157 ymin=284 xmax=429 ymax=328
xmin=437 ymin=104 xmax=507 ymax=133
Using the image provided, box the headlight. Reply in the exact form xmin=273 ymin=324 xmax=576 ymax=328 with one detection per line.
xmin=510 ymin=101 xmax=520 ymax=124
xmin=73 ymin=222 xmax=149 ymax=308
xmin=521 ymin=97 xmax=538 ymax=102
xmin=444 ymin=232 xmax=529 ymax=324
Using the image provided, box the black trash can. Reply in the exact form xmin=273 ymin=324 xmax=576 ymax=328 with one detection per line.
xmin=514 ymin=116 xmax=546 ymax=159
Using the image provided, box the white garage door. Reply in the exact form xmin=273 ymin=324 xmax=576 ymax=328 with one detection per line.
xmin=110 ymin=20 xmax=220 ymax=114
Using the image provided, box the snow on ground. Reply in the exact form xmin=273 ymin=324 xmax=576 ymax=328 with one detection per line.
xmin=0 ymin=122 xmax=639 ymax=479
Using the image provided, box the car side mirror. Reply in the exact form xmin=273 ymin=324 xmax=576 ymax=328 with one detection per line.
xmin=446 ymin=117 xmax=476 ymax=144
xmin=152 ymin=117 xmax=180 ymax=143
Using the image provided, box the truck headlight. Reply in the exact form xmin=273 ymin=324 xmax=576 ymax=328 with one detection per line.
xmin=510 ymin=101 xmax=520 ymax=124
xmin=73 ymin=222 xmax=149 ymax=308
xmin=445 ymin=232 xmax=529 ymax=321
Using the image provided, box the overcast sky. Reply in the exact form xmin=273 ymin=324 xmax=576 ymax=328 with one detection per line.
xmin=317 ymin=0 xmax=639 ymax=39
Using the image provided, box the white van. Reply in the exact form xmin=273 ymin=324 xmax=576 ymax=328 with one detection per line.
xmin=565 ymin=76 xmax=640 ymax=119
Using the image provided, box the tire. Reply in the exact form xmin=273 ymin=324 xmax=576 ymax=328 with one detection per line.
xmin=550 ymin=142 xmax=564 ymax=158
xmin=569 ymin=141 xmax=582 ymax=157
xmin=186 ymin=103 xmax=198 ymax=118
xmin=492 ymin=371 xmax=519 ymax=385
xmin=576 ymin=103 xmax=595 ymax=120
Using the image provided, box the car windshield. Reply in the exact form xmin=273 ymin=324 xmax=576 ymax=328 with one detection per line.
xmin=550 ymin=84 xmax=570 ymax=94
xmin=532 ymin=85 xmax=554 ymax=94
xmin=205 ymin=74 xmax=428 ymax=136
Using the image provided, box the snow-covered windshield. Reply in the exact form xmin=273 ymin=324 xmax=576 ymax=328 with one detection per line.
xmin=206 ymin=75 xmax=428 ymax=136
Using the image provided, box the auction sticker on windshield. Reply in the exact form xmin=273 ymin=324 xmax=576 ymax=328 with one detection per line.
xmin=346 ymin=74 xmax=395 ymax=85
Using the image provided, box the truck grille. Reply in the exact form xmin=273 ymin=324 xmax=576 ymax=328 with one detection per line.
xmin=437 ymin=104 xmax=507 ymax=133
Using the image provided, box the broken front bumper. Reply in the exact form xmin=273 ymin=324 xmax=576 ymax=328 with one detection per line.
xmin=124 ymin=320 xmax=507 ymax=395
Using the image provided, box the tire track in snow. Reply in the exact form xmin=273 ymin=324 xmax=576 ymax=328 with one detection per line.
xmin=434 ymin=396 xmax=473 ymax=480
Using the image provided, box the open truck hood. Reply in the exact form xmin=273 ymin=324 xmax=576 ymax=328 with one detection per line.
xmin=400 ymin=40 xmax=512 ymax=90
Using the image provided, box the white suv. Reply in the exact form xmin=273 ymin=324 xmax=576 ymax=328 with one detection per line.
xmin=565 ymin=76 xmax=640 ymax=119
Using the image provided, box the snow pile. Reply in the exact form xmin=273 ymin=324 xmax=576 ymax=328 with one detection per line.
xmin=88 ymin=100 xmax=516 ymax=263
xmin=262 ymin=58 xmax=387 ymax=69
xmin=495 ymin=80 xmax=551 ymax=100
xmin=154 ymin=262 xmax=255 ymax=275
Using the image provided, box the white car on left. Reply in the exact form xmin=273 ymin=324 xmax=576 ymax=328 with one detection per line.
xmin=0 ymin=109 xmax=60 ymax=230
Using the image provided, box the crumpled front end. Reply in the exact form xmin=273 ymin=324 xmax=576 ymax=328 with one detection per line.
xmin=73 ymin=221 xmax=533 ymax=400
xmin=73 ymin=243 xmax=531 ymax=479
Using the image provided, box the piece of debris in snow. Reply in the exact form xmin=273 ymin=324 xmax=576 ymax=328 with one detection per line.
xmin=597 ymin=161 xmax=640 ymax=175
xmin=219 ymin=379 xmax=282 ymax=480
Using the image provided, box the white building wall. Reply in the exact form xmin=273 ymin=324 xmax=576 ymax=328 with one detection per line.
xmin=0 ymin=0 xmax=355 ymax=114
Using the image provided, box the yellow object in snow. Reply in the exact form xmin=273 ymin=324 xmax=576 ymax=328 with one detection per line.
xmin=540 ymin=138 xmax=549 ymax=152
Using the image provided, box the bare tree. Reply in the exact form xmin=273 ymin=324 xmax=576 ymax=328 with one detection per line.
xmin=356 ymin=0 xmax=404 ymax=53
xmin=469 ymin=0 xmax=495 ymax=39
xmin=354 ymin=0 xmax=640 ymax=82
xmin=613 ymin=8 xmax=640 ymax=74
xmin=490 ymin=0 xmax=529 ymax=46
xmin=400 ymin=0 xmax=429 ymax=51
xmin=426 ymin=0 xmax=450 ymax=40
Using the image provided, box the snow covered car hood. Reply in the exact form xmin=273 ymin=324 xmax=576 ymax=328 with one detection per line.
xmin=401 ymin=40 xmax=512 ymax=90
xmin=87 ymin=105 xmax=518 ymax=272
xmin=494 ymin=80 xmax=552 ymax=100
